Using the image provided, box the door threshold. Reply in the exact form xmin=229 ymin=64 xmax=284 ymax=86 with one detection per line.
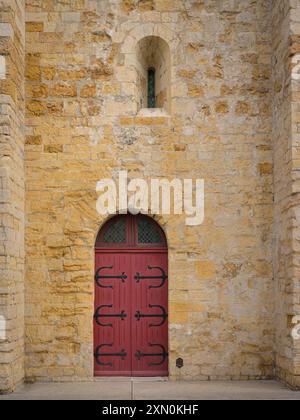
xmin=94 ymin=377 xmax=168 ymax=382
xmin=131 ymin=377 xmax=168 ymax=382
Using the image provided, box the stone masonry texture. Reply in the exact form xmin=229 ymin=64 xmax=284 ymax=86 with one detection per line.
xmin=0 ymin=0 xmax=299 ymax=391
xmin=273 ymin=0 xmax=300 ymax=389
xmin=0 ymin=0 xmax=25 ymax=393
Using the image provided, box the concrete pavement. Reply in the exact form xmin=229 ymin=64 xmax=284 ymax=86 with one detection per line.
xmin=0 ymin=379 xmax=300 ymax=400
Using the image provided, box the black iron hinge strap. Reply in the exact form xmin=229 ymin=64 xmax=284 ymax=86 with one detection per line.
xmin=95 ymin=266 xmax=127 ymax=289
xmin=135 ymin=343 xmax=168 ymax=366
xmin=94 ymin=305 xmax=127 ymax=327
xmin=134 ymin=266 xmax=167 ymax=289
xmin=94 ymin=344 xmax=127 ymax=367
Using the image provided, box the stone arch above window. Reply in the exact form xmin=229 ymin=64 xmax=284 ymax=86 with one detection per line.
xmin=136 ymin=36 xmax=171 ymax=113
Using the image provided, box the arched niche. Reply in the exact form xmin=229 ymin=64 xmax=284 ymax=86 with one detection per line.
xmin=135 ymin=36 xmax=171 ymax=113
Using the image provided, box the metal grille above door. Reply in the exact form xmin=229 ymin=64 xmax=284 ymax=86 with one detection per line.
xmin=137 ymin=218 xmax=163 ymax=244
xmin=95 ymin=215 xmax=167 ymax=248
xmin=103 ymin=217 xmax=126 ymax=244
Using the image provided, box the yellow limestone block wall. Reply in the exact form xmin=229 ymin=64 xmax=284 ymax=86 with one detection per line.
xmin=0 ymin=0 xmax=25 ymax=393
xmin=273 ymin=0 xmax=300 ymax=390
xmin=24 ymin=0 xmax=274 ymax=382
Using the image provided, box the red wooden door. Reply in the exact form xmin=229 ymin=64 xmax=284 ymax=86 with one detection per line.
xmin=94 ymin=215 xmax=168 ymax=377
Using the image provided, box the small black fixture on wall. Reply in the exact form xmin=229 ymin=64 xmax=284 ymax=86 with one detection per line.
xmin=176 ymin=358 xmax=183 ymax=369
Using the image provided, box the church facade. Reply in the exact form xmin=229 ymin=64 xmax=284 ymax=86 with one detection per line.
xmin=1 ymin=0 xmax=300 ymax=392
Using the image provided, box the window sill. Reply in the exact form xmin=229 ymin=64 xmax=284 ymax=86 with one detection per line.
xmin=137 ymin=108 xmax=170 ymax=118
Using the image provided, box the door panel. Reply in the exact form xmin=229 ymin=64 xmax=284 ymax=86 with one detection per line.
xmin=131 ymin=252 xmax=168 ymax=376
xmin=94 ymin=252 xmax=132 ymax=376
xmin=94 ymin=249 xmax=168 ymax=377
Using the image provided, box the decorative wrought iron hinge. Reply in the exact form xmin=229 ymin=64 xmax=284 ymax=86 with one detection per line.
xmin=95 ymin=266 xmax=127 ymax=289
xmin=94 ymin=305 xmax=127 ymax=327
xmin=135 ymin=266 xmax=167 ymax=289
xmin=135 ymin=343 xmax=168 ymax=366
xmin=135 ymin=304 xmax=168 ymax=327
xmin=94 ymin=344 xmax=127 ymax=367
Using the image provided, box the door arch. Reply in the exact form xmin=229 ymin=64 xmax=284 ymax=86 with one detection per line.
xmin=94 ymin=214 xmax=168 ymax=377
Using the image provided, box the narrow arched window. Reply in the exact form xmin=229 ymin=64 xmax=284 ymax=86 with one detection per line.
xmin=136 ymin=37 xmax=171 ymax=112
xmin=147 ymin=67 xmax=156 ymax=108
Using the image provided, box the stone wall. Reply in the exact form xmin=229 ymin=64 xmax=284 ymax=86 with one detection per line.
xmin=290 ymin=0 xmax=300 ymax=389
xmin=273 ymin=0 xmax=300 ymax=390
xmin=0 ymin=0 xmax=25 ymax=393
xmin=24 ymin=0 xmax=274 ymax=382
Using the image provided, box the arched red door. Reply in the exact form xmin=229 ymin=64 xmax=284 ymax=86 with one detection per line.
xmin=94 ymin=214 xmax=168 ymax=377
